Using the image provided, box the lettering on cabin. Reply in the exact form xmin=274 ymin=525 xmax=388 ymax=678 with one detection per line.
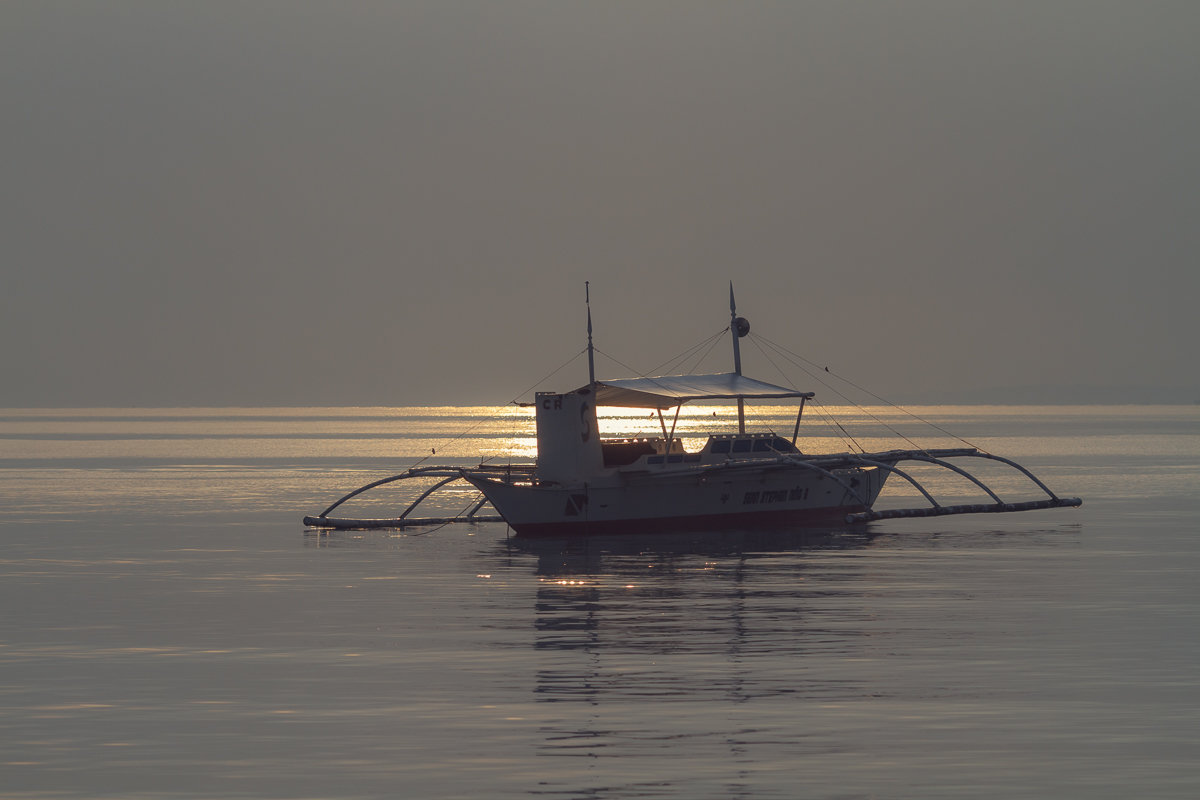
xmin=542 ymin=395 xmax=563 ymax=411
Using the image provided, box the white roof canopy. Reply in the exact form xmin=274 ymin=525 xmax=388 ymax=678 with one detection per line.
xmin=582 ymin=372 xmax=814 ymax=409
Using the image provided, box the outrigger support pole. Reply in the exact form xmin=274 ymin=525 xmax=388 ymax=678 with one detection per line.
xmin=854 ymin=454 xmax=1007 ymax=506
xmin=303 ymin=464 xmax=535 ymax=530
xmin=656 ymin=405 xmax=682 ymax=446
xmin=586 ymin=281 xmax=596 ymax=387
xmin=730 ymin=282 xmax=746 ymax=433
xmin=315 ymin=472 xmax=426 ymax=518
xmin=791 ymin=396 xmax=807 ymax=447
xmin=398 ymin=475 xmax=462 ymax=521
xmin=774 ymin=456 xmax=871 ymax=508
xmin=843 ymin=448 xmax=1082 ymax=523
xmin=846 ymin=458 xmax=944 ymax=509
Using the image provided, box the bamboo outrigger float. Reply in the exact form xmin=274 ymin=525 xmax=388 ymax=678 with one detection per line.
xmin=303 ymin=286 xmax=1081 ymax=535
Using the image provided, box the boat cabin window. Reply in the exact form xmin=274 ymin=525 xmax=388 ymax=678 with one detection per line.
xmin=708 ymin=434 xmax=798 ymax=456
xmin=601 ymin=438 xmax=659 ymax=467
xmin=601 ymin=437 xmax=683 ymax=467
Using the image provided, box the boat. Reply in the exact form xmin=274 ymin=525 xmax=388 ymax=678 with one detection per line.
xmin=303 ymin=285 xmax=1081 ymax=536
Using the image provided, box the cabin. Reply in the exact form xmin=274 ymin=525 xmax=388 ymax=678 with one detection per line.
xmin=597 ymin=432 xmax=800 ymax=470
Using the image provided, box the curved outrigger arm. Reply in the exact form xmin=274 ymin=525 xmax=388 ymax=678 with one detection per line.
xmin=844 ymin=448 xmax=1082 ymax=524
xmin=968 ymin=451 xmax=1065 ymax=500
xmin=844 ymin=457 xmax=948 ymax=509
xmin=774 ymin=455 xmax=872 ymax=508
xmin=303 ymin=464 xmax=535 ymax=530
xmin=315 ymin=470 xmax=437 ymax=519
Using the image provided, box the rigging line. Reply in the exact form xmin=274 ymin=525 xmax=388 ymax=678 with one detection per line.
xmin=406 ymin=493 xmax=488 ymax=537
xmin=806 ymin=399 xmax=866 ymax=454
xmin=743 ymin=334 xmax=865 ymax=452
xmin=645 ymin=327 xmax=730 ymax=377
xmin=683 ymin=329 xmax=730 ymax=375
xmin=755 ymin=332 xmax=985 ymax=453
xmin=751 ymin=333 xmax=865 ymax=404
xmin=750 ymin=333 xmax=915 ymax=451
xmin=591 ymin=346 xmax=647 ymax=380
xmin=593 ymin=327 xmax=728 ymax=382
xmin=754 ymin=334 xmax=927 ymax=453
xmin=655 ymin=335 xmax=716 ymax=375
xmin=400 ymin=348 xmax=589 ymax=474
xmin=509 ymin=348 xmax=589 ymax=405
xmin=745 ymin=334 xmax=800 ymax=390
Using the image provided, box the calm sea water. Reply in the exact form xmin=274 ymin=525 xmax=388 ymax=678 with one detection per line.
xmin=1 ymin=405 xmax=1197 ymax=799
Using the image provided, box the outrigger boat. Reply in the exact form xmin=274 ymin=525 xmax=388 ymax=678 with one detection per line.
xmin=303 ymin=286 xmax=1081 ymax=536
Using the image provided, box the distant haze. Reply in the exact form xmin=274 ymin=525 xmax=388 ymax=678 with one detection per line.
xmin=3 ymin=1 xmax=1197 ymax=406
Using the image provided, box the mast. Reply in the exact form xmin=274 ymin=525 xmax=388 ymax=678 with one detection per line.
xmin=729 ymin=282 xmax=746 ymax=433
xmin=586 ymin=281 xmax=596 ymax=387
xmin=729 ymin=282 xmax=743 ymax=375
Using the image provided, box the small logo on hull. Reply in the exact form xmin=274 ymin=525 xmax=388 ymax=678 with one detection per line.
xmin=563 ymin=494 xmax=589 ymax=516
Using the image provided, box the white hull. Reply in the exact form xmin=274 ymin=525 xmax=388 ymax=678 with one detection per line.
xmin=466 ymin=462 xmax=886 ymax=537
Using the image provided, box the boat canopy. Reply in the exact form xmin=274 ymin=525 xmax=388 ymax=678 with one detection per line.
xmin=583 ymin=372 xmax=814 ymax=409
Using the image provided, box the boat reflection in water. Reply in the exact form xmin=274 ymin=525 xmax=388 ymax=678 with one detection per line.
xmin=508 ymin=528 xmax=882 ymax=710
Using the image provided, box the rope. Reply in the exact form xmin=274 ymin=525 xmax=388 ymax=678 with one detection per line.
xmin=647 ymin=327 xmax=729 ymax=376
xmin=806 ymin=400 xmax=866 ymax=453
xmin=400 ymin=346 xmax=592 ymax=472
xmin=591 ymin=327 xmax=729 ymax=380
xmin=591 ymin=346 xmax=645 ymax=379
xmin=753 ymin=332 xmax=985 ymax=453
xmin=751 ymin=334 xmax=927 ymax=452
xmin=682 ymin=329 xmax=730 ymax=375
xmin=405 ymin=492 xmax=489 ymax=537
xmin=736 ymin=333 xmax=863 ymax=448
xmin=740 ymin=334 xmax=863 ymax=451
xmin=509 ymin=347 xmax=588 ymax=405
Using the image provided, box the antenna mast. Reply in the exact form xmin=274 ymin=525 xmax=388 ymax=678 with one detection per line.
xmin=729 ymin=282 xmax=749 ymax=433
xmin=729 ymin=282 xmax=743 ymax=375
xmin=586 ymin=281 xmax=596 ymax=387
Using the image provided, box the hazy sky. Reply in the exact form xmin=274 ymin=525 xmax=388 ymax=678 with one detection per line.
xmin=3 ymin=1 xmax=1197 ymax=406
